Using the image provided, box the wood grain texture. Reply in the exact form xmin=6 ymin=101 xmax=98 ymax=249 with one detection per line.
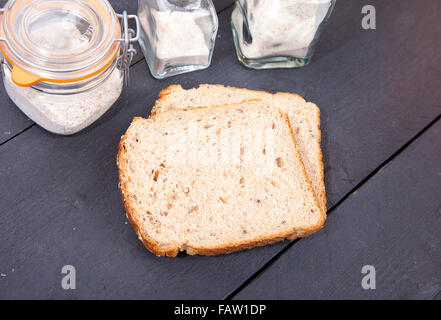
xmin=0 ymin=61 xmax=290 ymax=299
xmin=212 ymin=0 xmax=236 ymax=12
xmin=0 ymin=0 xmax=440 ymax=299
xmin=235 ymin=119 xmax=441 ymax=300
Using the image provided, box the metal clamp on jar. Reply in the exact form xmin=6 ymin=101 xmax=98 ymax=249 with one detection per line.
xmin=0 ymin=0 xmax=139 ymax=135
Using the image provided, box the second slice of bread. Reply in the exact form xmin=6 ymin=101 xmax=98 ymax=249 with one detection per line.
xmin=118 ymin=101 xmax=325 ymax=257
xmin=152 ymin=84 xmax=326 ymax=212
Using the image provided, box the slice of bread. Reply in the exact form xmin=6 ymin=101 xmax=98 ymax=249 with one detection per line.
xmin=118 ymin=101 xmax=325 ymax=257
xmin=152 ymin=84 xmax=326 ymax=212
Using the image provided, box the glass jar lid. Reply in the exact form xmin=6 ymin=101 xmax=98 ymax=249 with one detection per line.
xmin=0 ymin=0 xmax=121 ymax=86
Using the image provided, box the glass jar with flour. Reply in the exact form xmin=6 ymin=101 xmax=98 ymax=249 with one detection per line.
xmin=231 ymin=0 xmax=336 ymax=69
xmin=0 ymin=0 xmax=139 ymax=135
xmin=138 ymin=0 xmax=218 ymax=79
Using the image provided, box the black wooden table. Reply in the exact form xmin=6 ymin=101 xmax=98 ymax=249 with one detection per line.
xmin=0 ymin=0 xmax=440 ymax=300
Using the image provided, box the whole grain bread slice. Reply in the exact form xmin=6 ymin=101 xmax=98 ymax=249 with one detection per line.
xmin=118 ymin=101 xmax=325 ymax=257
xmin=152 ymin=84 xmax=326 ymax=212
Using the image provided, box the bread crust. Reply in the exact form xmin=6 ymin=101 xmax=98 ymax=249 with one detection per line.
xmin=118 ymin=106 xmax=325 ymax=257
xmin=152 ymin=84 xmax=326 ymax=211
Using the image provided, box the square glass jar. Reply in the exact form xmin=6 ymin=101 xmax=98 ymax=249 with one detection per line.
xmin=231 ymin=0 xmax=336 ymax=69
xmin=138 ymin=0 xmax=218 ymax=79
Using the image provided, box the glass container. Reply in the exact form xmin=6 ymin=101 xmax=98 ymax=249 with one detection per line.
xmin=231 ymin=0 xmax=336 ymax=69
xmin=138 ymin=0 xmax=218 ymax=79
xmin=0 ymin=0 xmax=139 ymax=135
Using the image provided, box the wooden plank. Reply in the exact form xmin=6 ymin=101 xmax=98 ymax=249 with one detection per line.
xmin=0 ymin=0 xmax=235 ymax=144
xmin=0 ymin=96 xmax=33 ymax=145
xmin=0 ymin=0 xmax=441 ymax=299
xmin=235 ymin=119 xmax=441 ymax=300
xmin=213 ymin=0 xmax=236 ymax=12
xmin=0 ymin=60 xmax=288 ymax=299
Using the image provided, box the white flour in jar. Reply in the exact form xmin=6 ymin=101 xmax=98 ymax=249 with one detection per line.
xmin=139 ymin=8 xmax=210 ymax=74
xmin=28 ymin=17 xmax=90 ymax=53
xmin=2 ymin=19 xmax=123 ymax=135
xmin=232 ymin=0 xmax=332 ymax=59
xmin=3 ymin=66 xmax=123 ymax=135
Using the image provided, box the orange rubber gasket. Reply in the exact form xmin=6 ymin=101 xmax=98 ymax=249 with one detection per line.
xmin=0 ymin=0 xmax=121 ymax=87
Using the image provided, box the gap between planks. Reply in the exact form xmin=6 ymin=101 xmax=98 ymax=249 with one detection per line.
xmin=1 ymin=0 xmax=438 ymax=298
xmin=0 ymin=123 xmax=35 ymax=147
xmin=225 ymin=112 xmax=441 ymax=300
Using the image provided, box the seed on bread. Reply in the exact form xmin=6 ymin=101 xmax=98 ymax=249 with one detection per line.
xmin=118 ymin=102 xmax=325 ymax=257
xmin=153 ymin=84 xmax=326 ymax=212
